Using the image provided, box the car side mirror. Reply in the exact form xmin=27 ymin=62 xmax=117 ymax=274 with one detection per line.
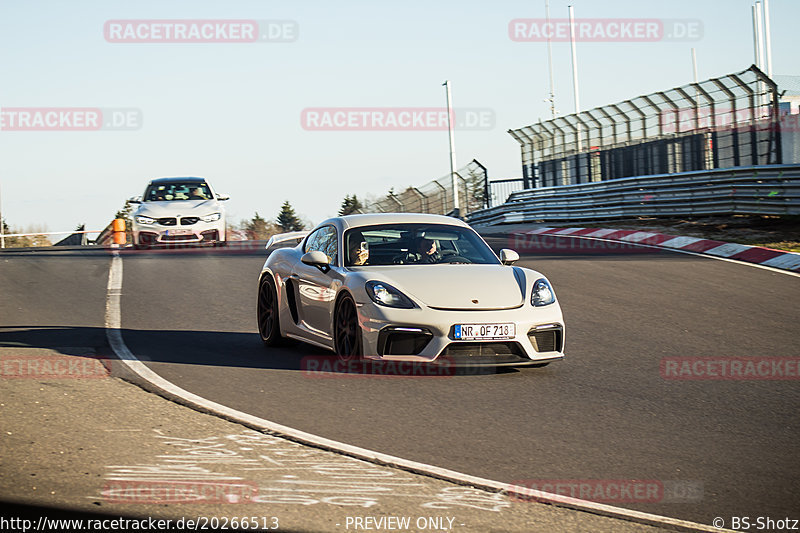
xmin=301 ymin=250 xmax=331 ymax=272
xmin=128 ymin=196 xmax=142 ymax=204
xmin=500 ymin=249 xmax=519 ymax=266
xmin=216 ymin=194 xmax=230 ymax=201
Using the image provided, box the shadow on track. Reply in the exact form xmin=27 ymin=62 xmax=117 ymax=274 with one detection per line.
xmin=0 ymin=326 xmax=521 ymax=377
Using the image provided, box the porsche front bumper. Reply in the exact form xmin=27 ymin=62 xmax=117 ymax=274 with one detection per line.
xmin=356 ymin=301 xmax=565 ymax=366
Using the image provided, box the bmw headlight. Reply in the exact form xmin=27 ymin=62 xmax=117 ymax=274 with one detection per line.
xmin=365 ymin=281 xmax=414 ymax=309
xmin=135 ymin=215 xmax=156 ymax=225
xmin=531 ymin=278 xmax=555 ymax=306
xmin=201 ymin=212 xmax=221 ymax=223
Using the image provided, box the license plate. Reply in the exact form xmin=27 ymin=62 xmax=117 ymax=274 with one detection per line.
xmin=165 ymin=229 xmax=193 ymax=235
xmin=454 ymin=323 xmax=515 ymax=340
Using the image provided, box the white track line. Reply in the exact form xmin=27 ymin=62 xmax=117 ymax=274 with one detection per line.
xmin=104 ymin=250 xmax=728 ymax=533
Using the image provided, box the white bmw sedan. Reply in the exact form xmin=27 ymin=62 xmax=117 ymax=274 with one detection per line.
xmin=257 ymin=213 xmax=565 ymax=367
xmin=129 ymin=177 xmax=229 ymax=247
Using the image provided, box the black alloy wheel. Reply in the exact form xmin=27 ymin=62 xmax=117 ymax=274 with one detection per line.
xmin=334 ymin=295 xmax=362 ymax=361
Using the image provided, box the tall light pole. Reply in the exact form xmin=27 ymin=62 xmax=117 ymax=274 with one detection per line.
xmin=763 ymin=0 xmax=773 ymax=77
xmin=443 ymin=80 xmax=459 ymax=217
xmin=545 ymin=0 xmax=556 ymax=118
xmin=752 ymin=3 xmax=765 ymax=69
xmin=568 ymin=5 xmax=582 ymax=152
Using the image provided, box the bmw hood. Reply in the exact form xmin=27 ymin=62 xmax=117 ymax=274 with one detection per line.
xmin=369 ymin=265 xmax=527 ymax=310
xmin=135 ymin=200 xmax=219 ymax=217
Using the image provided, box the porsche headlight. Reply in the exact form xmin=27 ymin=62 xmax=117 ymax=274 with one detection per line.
xmin=531 ymin=278 xmax=555 ymax=307
xmin=201 ymin=212 xmax=221 ymax=223
xmin=365 ymin=281 xmax=414 ymax=309
xmin=135 ymin=215 xmax=156 ymax=225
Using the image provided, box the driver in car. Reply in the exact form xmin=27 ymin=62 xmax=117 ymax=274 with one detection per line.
xmin=395 ymin=237 xmax=441 ymax=264
xmin=189 ymin=187 xmax=207 ymax=200
xmin=414 ymin=237 xmax=440 ymax=263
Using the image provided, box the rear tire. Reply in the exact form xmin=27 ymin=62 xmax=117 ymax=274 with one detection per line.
xmin=334 ymin=294 xmax=362 ymax=361
xmin=257 ymin=276 xmax=283 ymax=346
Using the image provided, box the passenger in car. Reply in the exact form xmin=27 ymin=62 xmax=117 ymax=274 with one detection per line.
xmin=348 ymin=232 xmax=369 ymax=266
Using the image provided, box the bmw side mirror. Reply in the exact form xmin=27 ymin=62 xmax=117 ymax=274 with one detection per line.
xmin=216 ymin=194 xmax=230 ymax=201
xmin=301 ymin=250 xmax=331 ymax=272
xmin=500 ymin=249 xmax=519 ymax=266
xmin=128 ymin=196 xmax=142 ymax=204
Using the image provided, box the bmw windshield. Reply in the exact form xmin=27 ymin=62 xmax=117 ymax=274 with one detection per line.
xmin=143 ymin=182 xmax=212 ymax=202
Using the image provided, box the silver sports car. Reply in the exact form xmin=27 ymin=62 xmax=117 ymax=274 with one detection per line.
xmin=257 ymin=213 xmax=564 ymax=367
xmin=129 ymin=177 xmax=229 ymax=248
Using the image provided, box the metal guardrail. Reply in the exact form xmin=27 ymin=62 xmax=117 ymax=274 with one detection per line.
xmin=466 ymin=165 xmax=800 ymax=226
xmin=0 ymin=229 xmax=101 ymax=248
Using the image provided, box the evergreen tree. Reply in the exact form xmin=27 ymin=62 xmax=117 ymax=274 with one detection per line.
xmin=245 ymin=212 xmax=273 ymax=240
xmin=338 ymin=194 xmax=362 ymax=216
xmin=467 ymin=166 xmax=488 ymax=210
xmin=276 ymin=201 xmax=304 ymax=232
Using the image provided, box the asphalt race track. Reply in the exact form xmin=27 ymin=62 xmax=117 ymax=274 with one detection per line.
xmin=2 ymin=234 xmax=798 ymax=527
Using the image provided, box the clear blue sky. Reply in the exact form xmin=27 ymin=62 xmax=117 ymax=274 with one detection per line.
xmin=1 ymin=0 xmax=797 ymax=232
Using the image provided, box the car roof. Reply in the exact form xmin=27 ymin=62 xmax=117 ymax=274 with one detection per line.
xmin=318 ymin=213 xmax=471 ymax=232
xmin=147 ymin=177 xmax=207 ymax=184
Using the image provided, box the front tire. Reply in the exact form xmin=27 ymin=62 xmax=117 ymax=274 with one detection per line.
xmin=257 ymin=276 xmax=282 ymax=346
xmin=334 ymin=294 xmax=362 ymax=361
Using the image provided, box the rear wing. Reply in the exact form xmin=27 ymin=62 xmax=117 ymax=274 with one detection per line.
xmin=265 ymin=230 xmax=310 ymax=250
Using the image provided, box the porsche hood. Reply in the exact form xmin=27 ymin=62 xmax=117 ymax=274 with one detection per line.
xmin=365 ymin=265 xmax=528 ymax=310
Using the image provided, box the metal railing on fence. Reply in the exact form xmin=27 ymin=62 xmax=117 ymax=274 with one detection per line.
xmin=358 ymin=159 xmax=488 ymax=216
xmin=509 ymin=65 xmax=783 ymax=189
xmin=466 ymin=165 xmax=800 ymax=226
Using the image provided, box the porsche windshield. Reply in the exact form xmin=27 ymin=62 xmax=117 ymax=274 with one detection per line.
xmin=343 ymin=224 xmax=500 ymax=267
xmin=143 ymin=182 xmax=212 ymax=202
